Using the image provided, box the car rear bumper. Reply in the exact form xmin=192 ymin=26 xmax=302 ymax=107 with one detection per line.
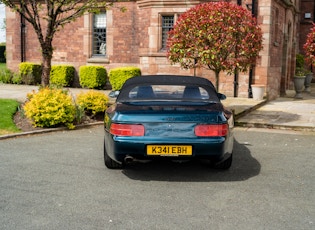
xmin=104 ymin=132 xmax=233 ymax=163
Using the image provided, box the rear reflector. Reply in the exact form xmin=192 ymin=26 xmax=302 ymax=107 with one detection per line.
xmin=110 ymin=123 xmax=145 ymax=136
xmin=194 ymin=124 xmax=228 ymax=137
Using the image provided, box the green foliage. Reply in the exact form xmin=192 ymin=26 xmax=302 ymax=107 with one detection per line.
xmin=76 ymin=90 xmax=109 ymax=115
xmin=79 ymin=65 xmax=107 ymax=89
xmin=0 ymin=68 xmax=13 ymax=83
xmin=19 ymin=62 xmax=42 ymax=85
xmin=50 ymin=65 xmax=75 ymax=87
xmin=109 ymin=66 xmax=141 ymax=90
xmin=295 ymin=68 xmax=306 ymax=77
xmin=167 ymin=2 xmax=263 ymax=90
xmin=295 ymin=54 xmax=309 ymax=76
xmin=11 ymin=73 xmax=23 ymax=84
xmin=0 ymin=99 xmax=20 ymax=135
xmin=23 ymin=88 xmax=76 ymax=129
xmin=0 ymin=64 xmax=22 ymax=84
xmin=296 ymin=54 xmax=305 ymax=69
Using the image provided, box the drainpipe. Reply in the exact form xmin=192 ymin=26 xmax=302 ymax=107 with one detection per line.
xmin=234 ymin=0 xmax=242 ymax=97
xmin=248 ymin=0 xmax=257 ymax=98
xmin=20 ymin=4 xmax=25 ymax=62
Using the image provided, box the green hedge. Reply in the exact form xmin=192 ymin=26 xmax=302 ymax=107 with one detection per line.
xmin=79 ymin=65 xmax=107 ymax=89
xmin=50 ymin=65 xmax=75 ymax=87
xmin=0 ymin=64 xmax=22 ymax=84
xmin=109 ymin=66 xmax=141 ymax=90
xmin=19 ymin=62 xmax=42 ymax=85
xmin=0 ymin=68 xmax=12 ymax=83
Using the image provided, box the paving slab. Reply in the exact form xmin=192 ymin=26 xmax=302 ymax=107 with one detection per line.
xmin=236 ymin=88 xmax=315 ymax=132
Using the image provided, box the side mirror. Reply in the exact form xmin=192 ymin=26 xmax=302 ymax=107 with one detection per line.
xmin=217 ymin=93 xmax=226 ymax=100
xmin=109 ymin=90 xmax=120 ymax=98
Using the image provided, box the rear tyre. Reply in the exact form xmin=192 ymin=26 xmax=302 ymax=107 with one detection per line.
xmin=214 ymin=154 xmax=232 ymax=170
xmin=104 ymin=142 xmax=123 ymax=169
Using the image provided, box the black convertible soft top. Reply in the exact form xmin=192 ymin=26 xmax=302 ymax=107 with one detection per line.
xmin=122 ymin=75 xmax=215 ymax=88
xmin=117 ymin=75 xmax=219 ymax=102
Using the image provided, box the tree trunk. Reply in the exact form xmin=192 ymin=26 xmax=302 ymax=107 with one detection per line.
xmin=40 ymin=44 xmax=53 ymax=87
xmin=215 ymin=71 xmax=220 ymax=92
xmin=41 ymin=56 xmax=52 ymax=86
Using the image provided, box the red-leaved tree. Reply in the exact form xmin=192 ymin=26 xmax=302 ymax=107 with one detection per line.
xmin=304 ymin=23 xmax=315 ymax=67
xmin=167 ymin=2 xmax=263 ymax=91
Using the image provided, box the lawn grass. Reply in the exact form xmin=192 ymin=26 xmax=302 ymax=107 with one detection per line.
xmin=0 ymin=98 xmax=21 ymax=135
xmin=0 ymin=63 xmax=6 ymax=70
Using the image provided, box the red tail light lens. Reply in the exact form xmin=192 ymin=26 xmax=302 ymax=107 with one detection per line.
xmin=194 ymin=124 xmax=228 ymax=137
xmin=110 ymin=123 xmax=145 ymax=136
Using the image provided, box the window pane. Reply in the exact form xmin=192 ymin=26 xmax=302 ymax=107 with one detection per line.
xmin=93 ymin=12 xmax=106 ymax=56
xmin=94 ymin=13 xmax=106 ymax=28
xmin=128 ymin=85 xmax=210 ymax=100
xmin=161 ymin=16 xmax=174 ymax=50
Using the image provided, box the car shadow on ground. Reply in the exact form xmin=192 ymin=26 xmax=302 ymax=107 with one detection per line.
xmin=122 ymin=140 xmax=261 ymax=182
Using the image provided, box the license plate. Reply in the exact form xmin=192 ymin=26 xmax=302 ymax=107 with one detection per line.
xmin=147 ymin=145 xmax=192 ymax=156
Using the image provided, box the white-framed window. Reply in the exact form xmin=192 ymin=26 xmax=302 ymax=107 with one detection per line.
xmin=92 ymin=12 xmax=107 ymax=56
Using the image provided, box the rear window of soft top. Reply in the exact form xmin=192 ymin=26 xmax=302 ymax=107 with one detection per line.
xmin=128 ymin=85 xmax=211 ymax=100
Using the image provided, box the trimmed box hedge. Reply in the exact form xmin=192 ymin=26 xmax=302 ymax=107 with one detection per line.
xmin=19 ymin=62 xmax=42 ymax=85
xmin=50 ymin=65 xmax=75 ymax=87
xmin=109 ymin=66 xmax=141 ymax=90
xmin=79 ymin=65 xmax=107 ymax=89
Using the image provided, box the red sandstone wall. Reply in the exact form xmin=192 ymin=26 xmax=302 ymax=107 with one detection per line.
xmin=111 ymin=2 xmax=139 ymax=64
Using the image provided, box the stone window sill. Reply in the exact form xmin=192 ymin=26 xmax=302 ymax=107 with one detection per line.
xmin=139 ymin=52 xmax=167 ymax=57
xmin=87 ymin=57 xmax=110 ymax=64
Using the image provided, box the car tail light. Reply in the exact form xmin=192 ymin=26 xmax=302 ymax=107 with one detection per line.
xmin=110 ymin=123 xmax=145 ymax=136
xmin=194 ymin=124 xmax=228 ymax=137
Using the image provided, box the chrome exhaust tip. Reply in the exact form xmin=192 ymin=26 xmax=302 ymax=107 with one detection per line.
xmin=124 ymin=156 xmax=134 ymax=164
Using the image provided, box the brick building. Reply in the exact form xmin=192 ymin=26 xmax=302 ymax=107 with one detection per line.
xmin=5 ymin=0 xmax=310 ymax=99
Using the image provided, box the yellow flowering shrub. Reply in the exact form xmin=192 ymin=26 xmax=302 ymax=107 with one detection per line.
xmin=24 ymin=88 xmax=76 ymax=129
xmin=76 ymin=90 xmax=109 ymax=115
